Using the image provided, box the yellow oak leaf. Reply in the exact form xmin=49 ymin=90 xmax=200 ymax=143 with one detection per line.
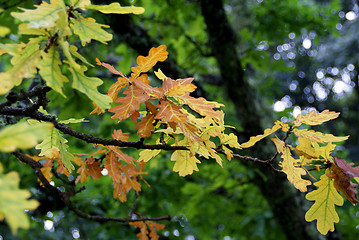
xmin=305 ymin=170 xmax=344 ymax=235
xmin=138 ymin=149 xmax=161 ymax=162
xmin=279 ymin=146 xmax=311 ymax=192
xmin=180 ymin=94 xmax=224 ymax=122
xmin=85 ymin=2 xmax=145 ymax=15
xmin=293 ymin=128 xmax=349 ymax=143
xmin=293 ymin=109 xmax=340 ymax=127
xmin=171 ymin=150 xmax=201 ymax=176
xmin=241 ymin=121 xmax=282 ymax=148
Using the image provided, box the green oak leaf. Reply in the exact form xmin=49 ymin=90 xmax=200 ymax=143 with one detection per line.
xmin=37 ymin=47 xmax=69 ymax=97
xmin=70 ymin=14 xmax=112 ymax=46
xmin=68 ymin=65 xmax=111 ymax=111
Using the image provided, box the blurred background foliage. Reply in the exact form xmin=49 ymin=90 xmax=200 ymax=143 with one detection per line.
xmin=1 ymin=0 xmax=359 ymax=239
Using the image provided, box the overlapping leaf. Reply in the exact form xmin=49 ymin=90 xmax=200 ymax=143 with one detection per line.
xmin=327 ymin=158 xmax=359 ymax=205
xmin=155 ymin=99 xmax=188 ymax=123
xmin=279 ymin=146 xmax=311 ymax=192
xmin=130 ymin=221 xmax=165 ymax=240
xmin=110 ymin=85 xmax=149 ymax=121
xmin=135 ymin=114 xmax=155 ymax=138
xmin=305 ymin=171 xmax=344 ymax=235
xmin=37 ymin=47 xmax=69 ymax=97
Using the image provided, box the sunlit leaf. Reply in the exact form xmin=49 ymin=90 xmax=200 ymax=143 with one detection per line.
xmin=293 ymin=128 xmax=349 ymax=143
xmin=11 ymin=0 xmax=66 ymax=28
xmin=241 ymin=121 xmax=282 ymax=148
xmin=86 ymin=2 xmax=145 ymax=15
xmin=293 ymin=110 xmax=340 ymax=127
xmin=305 ymin=171 xmax=344 ymax=235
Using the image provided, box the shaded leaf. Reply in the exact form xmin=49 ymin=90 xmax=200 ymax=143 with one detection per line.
xmin=135 ymin=114 xmax=155 ymax=138
xmin=171 ymin=150 xmax=201 ymax=176
xmin=155 ymin=99 xmax=188 ymax=123
xmin=69 ymin=65 xmax=112 ymax=111
xmin=37 ymin=47 xmax=69 ymax=97
xmin=70 ymin=15 xmax=112 ymax=46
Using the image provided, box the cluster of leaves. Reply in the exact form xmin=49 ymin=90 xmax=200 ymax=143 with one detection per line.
xmin=96 ymin=45 xmax=240 ymax=176
xmin=240 ymin=110 xmax=359 ymax=235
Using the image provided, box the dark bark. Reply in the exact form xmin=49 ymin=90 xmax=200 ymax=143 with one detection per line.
xmin=199 ymin=0 xmax=325 ymax=239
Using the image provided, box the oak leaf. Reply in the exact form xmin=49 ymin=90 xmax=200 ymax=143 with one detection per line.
xmin=293 ymin=110 xmax=340 ymax=127
xmin=241 ymin=121 xmax=282 ymax=148
xmin=293 ymin=128 xmax=349 ymax=143
xmin=155 ymin=99 xmax=188 ymax=123
xmin=110 ymin=85 xmax=149 ymax=121
xmin=279 ymin=146 xmax=311 ymax=192
xmin=171 ymin=150 xmax=201 ymax=176
xmin=135 ymin=114 xmax=155 ymax=138
xmin=131 ymin=45 xmax=168 ymax=78
xmin=327 ymin=158 xmax=359 ymax=205
xmin=305 ymin=170 xmax=343 ymax=235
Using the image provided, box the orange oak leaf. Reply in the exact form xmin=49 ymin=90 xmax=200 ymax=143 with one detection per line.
xmin=131 ymin=45 xmax=168 ymax=78
xmin=57 ymin=158 xmax=71 ymax=177
xmin=40 ymin=159 xmax=54 ymax=186
xmin=85 ymin=157 xmax=103 ymax=180
xmin=134 ymin=79 xmax=163 ymax=98
xmin=104 ymin=151 xmax=123 ymax=183
xmin=108 ymin=77 xmax=129 ymax=101
xmin=112 ymin=129 xmax=130 ymax=141
xmin=96 ymin=58 xmax=127 ymax=78
xmin=106 ymin=146 xmax=136 ymax=165
xmin=130 ymin=221 xmax=148 ymax=240
xmin=180 ymin=94 xmax=224 ymax=121
xmin=327 ymin=157 xmax=359 ymax=205
xmin=130 ymin=221 xmax=164 ymax=240
xmin=155 ymin=99 xmax=188 ymax=123
xmin=135 ymin=114 xmax=155 ymax=138
xmin=145 ymin=101 xmax=158 ymax=115
xmin=109 ymin=85 xmax=150 ymax=121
